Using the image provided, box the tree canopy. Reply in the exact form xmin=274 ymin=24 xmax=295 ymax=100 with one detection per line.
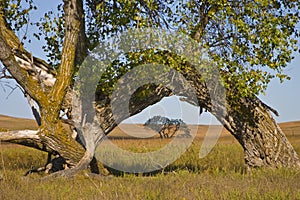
xmin=2 ymin=0 xmax=300 ymax=98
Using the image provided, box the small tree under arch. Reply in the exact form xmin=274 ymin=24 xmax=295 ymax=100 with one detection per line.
xmin=144 ymin=116 xmax=191 ymax=139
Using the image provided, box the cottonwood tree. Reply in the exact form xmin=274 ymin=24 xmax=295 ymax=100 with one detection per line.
xmin=0 ymin=0 xmax=300 ymax=177
xmin=144 ymin=116 xmax=191 ymax=138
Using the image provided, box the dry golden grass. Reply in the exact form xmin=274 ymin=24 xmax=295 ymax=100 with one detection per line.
xmin=1 ymin=115 xmax=300 ymax=199
xmin=0 ymin=115 xmax=38 ymax=131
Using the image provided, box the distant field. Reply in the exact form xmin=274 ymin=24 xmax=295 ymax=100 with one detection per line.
xmin=2 ymin=114 xmax=299 ymax=139
xmin=1 ymin=115 xmax=300 ymax=199
xmin=0 ymin=115 xmax=38 ymax=131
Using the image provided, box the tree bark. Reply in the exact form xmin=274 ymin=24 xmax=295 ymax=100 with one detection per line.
xmin=222 ymin=97 xmax=300 ymax=168
xmin=178 ymin=63 xmax=300 ymax=168
xmin=0 ymin=130 xmax=45 ymax=151
xmin=37 ymin=0 xmax=87 ymax=167
xmin=0 ymin=0 xmax=87 ymax=168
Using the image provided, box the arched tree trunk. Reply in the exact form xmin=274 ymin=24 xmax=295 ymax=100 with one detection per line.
xmin=177 ymin=62 xmax=300 ymax=168
xmin=91 ymin=61 xmax=300 ymax=169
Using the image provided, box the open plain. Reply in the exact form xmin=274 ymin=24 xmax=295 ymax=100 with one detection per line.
xmin=1 ymin=115 xmax=300 ymax=199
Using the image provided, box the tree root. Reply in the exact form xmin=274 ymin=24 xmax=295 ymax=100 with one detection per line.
xmin=24 ymin=152 xmax=108 ymax=178
xmin=40 ymin=149 xmax=95 ymax=179
xmin=24 ymin=154 xmax=69 ymax=176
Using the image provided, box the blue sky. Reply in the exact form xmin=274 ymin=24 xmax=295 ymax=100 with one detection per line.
xmin=0 ymin=1 xmax=299 ymax=125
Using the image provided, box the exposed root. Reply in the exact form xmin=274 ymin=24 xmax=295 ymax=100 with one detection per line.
xmin=41 ymin=149 xmax=94 ymax=179
xmin=25 ymin=154 xmax=69 ymax=176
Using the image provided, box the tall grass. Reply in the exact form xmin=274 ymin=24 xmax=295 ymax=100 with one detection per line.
xmin=1 ymin=134 xmax=300 ymax=200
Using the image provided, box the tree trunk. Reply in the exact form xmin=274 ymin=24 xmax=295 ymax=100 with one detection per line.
xmin=177 ymin=63 xmax=300 ymax=168
xmin=1 ymin=48 xmax=299 ymax=171
xmin=222 ymin=97 xmax=300 ymax=168
xmin=0 ymin=0 xmax=87 ymax=168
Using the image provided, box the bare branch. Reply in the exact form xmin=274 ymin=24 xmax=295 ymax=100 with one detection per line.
xmin=3 ymin=83 xmax=18 ymax=99
xmin=0 ymin=130 xmax=39 ymax=141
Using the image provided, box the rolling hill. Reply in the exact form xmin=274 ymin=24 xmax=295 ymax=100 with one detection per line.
xmin=0 ymin=114 xmax=299 ymax=138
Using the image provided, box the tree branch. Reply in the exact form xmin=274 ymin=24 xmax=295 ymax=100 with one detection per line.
xmin=0 ymin=13 xmax=50 ymax=106
xmin=47 ymin=0 xmax=84 ymax=120
xmin=0 ymin=130 xmax=39 ymax=141
xmin=0 ymin=129 xmax=46 ymax=151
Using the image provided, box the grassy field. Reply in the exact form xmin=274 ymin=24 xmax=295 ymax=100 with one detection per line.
xmin=1 ymin=115 xmax=300 ymax=199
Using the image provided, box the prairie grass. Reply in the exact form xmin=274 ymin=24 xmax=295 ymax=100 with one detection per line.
xmin=1 ymin=120 xmax=300 ymax=199
xmin=1 ymin=136 xmax=300 ymax=200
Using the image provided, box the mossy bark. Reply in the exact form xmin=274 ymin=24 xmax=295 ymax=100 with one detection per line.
xmin=179 ymin=64 xmax=300 ymax=168
xmin=38 ymin=0 xmax=87 ymax=167
xmin=0 ymin=0 xmax=86 ymax=167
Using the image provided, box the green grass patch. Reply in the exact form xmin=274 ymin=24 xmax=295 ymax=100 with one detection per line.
xmin=1 ymin=137 xmax=300 ymax=200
